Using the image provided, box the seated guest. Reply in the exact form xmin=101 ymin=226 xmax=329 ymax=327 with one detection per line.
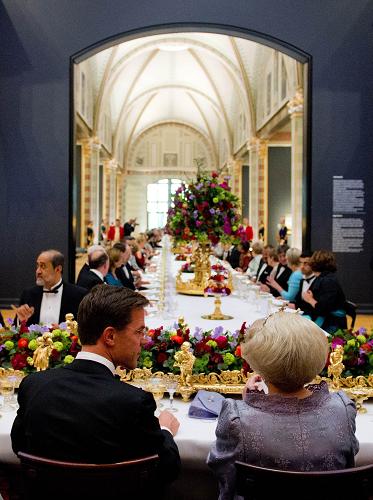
xmin=208 ymin=312 xmax=359 ymax=500
xmin=12 ymin=286 xmax=180 ymax=486
xmin=301 ymin=250 xmax=347 ymax=331
xmin=76 ymin=244 xmax=107 ymax=284
xmin=15 ymin=250 xmax=87 ymax=326
xmin=134 ymin=236 xmax=148 ymax=270
xmin=291 ymin=250 xmax=316 ymax=309
xmin=113 ymin=242 xmax=136 ymax=290
xmin=266 ymin=247 xmax=302 ymax=301
xmin=76 ymin=249 xmax=109 ymax=290
xmin=236 ymin=241 xmax=252 ymax=273
xmin=272 ymin=244 xmax=292 ymax=295
xmin=105 ymin=248 xmax=125 ymax=287
xmin=254 ymin=244 xmax=274 ymax=284
xmin=245 ymin=241 xmax=263 ymax=278
xmin=259 ymin=248 xmax=279 ymax=294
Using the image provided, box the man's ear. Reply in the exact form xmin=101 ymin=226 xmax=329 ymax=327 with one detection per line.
xmin=102 ymin=326 xmax=116 ymax=347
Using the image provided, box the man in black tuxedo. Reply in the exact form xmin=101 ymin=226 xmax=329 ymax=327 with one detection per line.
xmin=269 ymin=245 xmax=292 ymax=296
xmin=12 ymin=285 xmax=181 ymax=485
xmin=76 ymin=249 xmax=109 ymax=290
xmin=16 ymin=250 xmax=87 ymax=326
xmin=76 ymin=244 xmax=108 ymax=284
xmin=255 ymin=244 xmax=274 ymax=284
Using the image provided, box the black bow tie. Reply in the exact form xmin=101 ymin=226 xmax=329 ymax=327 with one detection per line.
xmin=304 ymin=276 xmax=315 ymax=283
xmin=43 ymin=281 xmax=63 ymax=294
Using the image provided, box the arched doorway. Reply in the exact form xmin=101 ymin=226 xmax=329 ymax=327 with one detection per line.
xmin=70 ymin=23 xmax=311 ymax=279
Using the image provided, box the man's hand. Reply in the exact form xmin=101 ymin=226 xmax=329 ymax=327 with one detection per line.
xmin=14 ymin=304 xmax=34 ymax=322
xmin=159 ymin=410 xmax=180 ymax=436
xmin=260 ymin=284 xmax=270 ymax=292
xmin=302 ymin=289 xmax=317 ymax=307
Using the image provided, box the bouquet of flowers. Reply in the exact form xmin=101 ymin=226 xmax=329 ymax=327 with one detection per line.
xmin=324 ymin=327 xmax=373 ymax=377
xmin=166 ymin=170 xmax=244 ymax=245
xmin=0 ymin=319 xmax=80 ymax=372
xmin=138 ymin=319 xmax=248 ymax=375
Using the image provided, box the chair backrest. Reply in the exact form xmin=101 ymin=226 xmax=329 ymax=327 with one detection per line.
xmin=345 ymin=299 xmax=357 ymax=329
xmin=235 ymin=461 xmax=373 ymax=500
xmin=18 ymin=452 xmax=159 ymax=500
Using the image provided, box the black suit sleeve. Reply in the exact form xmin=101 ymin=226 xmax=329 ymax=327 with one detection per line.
xmin=132 ymin=391 xmax=181 ymax=483
xmin=313 ymin=278 xmax=345 ymax=316
xmin=11 ymin=376 xmax=31 ymax=454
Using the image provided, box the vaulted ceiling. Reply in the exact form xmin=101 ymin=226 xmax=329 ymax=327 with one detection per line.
xmin=81 ymin=32 xmax=288 ymax=165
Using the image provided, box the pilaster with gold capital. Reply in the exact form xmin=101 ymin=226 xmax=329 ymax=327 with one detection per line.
xmin=247 ymin=137 xmax=268 ymax=241
xmin=288 ymin=88 xmax=304 ymax=248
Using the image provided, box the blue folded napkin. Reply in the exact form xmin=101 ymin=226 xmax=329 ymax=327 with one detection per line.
xmin=188 ymin=390 xmax=225 ymax=419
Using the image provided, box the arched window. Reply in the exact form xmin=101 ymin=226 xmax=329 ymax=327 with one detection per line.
xmin=147 ymin=178 xmax=182 ymax=228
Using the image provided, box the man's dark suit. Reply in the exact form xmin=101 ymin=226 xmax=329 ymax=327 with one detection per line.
xmin=255 ymin=260 xmax=273 ymax=285
xmin=116 ymin=263 xmax=135 ymax=290
xmin=269 ymin=264 xmax=292 ymax=296
xmin=11 ymin=360 xmax=180 ymax=483
xmin=19 ymin=282 xmax=87 ymax=325
xmin=76 ymin=269 xmax=105 ymax=290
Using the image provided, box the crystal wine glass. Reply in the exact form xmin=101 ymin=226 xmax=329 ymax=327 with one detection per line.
xmin=165 ymin=378 xmax=178 ymax=413
xmin=0 ymin=376 xmax=15 ymax=413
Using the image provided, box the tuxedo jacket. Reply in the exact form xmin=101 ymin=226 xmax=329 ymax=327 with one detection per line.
xmin=255 ymin=260 xmax=273 ymax=285
xmin=116 ymin=263 xmax=135 ymax=290
xmin=19 ymin=282 xmax=87 ymax=325
xmin=270 ymin=264 xmax=292 ymax=297
xmin=76 ymin=269 xmax=105 ymax=291
xmin=11 ymin=360 xmax=181 ymax=483
xmin=295 ymin=272 xmax=347 ymax=330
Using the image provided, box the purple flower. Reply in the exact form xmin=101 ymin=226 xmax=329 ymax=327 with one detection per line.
xmin=196 ymin=220 xmax=203 ymax=227
xmin=189 ymin=194 xmax=195 ymax=200
xmin=7 ymin=317 xmax=14 ymax=325
xmin=232 ymin=329 xmax=240 ymax=339
xmin=209 ymin=208 xmax=215 ymax=215
xmin=29 ymin=324 xmax=44 ymax=333
xmin=59 ymin=322 xmax=67 ymax=330
xmin=0 ymin=344 xmax=5 ymax=352
xmin=331 ymin=337 xmax=346 ymax=350
xmin=211 ymin=326 xmax=224 ymax=338
xmin=229 ymin=340 xmax=238 ymax=349
xmin=191 ymin=326 xmax=204 ymax=341
xmin=358 ymin=327 xmax=367 ymax=335
xmin=41 ymin=325 xmax=50 ymax=333
xmin=193 ymin=210 xmax=198 ymax=219
xmin=195 ymin=183 xmax=203 ymax=190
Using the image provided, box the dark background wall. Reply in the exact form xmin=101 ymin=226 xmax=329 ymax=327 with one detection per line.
xmin=267 ymin=147 xmax=291 ymax=247
xmin=1 ymin=0 xmax=372 ymax=310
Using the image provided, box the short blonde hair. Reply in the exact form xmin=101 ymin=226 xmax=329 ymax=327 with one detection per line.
xmin=286 ymin=247 xmax=301 ymax=267
xmin=241 ymin=312 xmax=328 ymax=392
xmin=251 ymin=241 xmax=263 ymax=256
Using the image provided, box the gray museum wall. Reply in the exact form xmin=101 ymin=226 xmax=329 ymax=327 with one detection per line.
xmin=0 ymin=0 xmax=372 ymax=310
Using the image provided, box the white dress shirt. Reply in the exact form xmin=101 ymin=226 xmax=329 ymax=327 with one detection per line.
xmin=246 ymin=254 xmax=262 ymax=278
xmin=39 ymin=279 xmax=63 ymax=325
xmin=302 ymin=275 xmax=316 ymax=293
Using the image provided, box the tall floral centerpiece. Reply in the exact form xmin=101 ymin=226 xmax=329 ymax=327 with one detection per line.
xmin=166 ymin=168 xmax=243 ymax=295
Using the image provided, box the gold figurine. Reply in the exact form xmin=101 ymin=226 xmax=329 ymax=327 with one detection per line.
xmin=327 ymin=345 xmax=345 ymax=389
xmin=31 ymin=333 xmax=54 ymax=371
xmin=174 ymin=341 xmax=195 ymax=387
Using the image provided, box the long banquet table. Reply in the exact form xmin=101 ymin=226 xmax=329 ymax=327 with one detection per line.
xmin=1 ymin=247 xmax=373 ymax=499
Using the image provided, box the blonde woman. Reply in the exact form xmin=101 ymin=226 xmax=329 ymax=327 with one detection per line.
xmin=208 ymin=312 xmax=359 ymax=500
xmin=104 ymin=247 xmax=124 ymax=287
xmin=266 ymin=247 xmax=302 ymax=301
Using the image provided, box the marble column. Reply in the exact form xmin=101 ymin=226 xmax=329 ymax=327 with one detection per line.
xmin=287 ymin=88 xmax=304 ymax=249
xmin=90 ymin=140 xmax=101 ymax=243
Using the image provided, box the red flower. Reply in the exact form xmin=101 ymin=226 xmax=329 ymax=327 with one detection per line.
xmin=170 ymin=335 xmax=184 ymax=345
xmin=69 ymin=341 xmax=80 ymax=355
xmin=215 ymin=336 xmax=228 ymax=349
xmin=211 ymin=353 xmax=223 ymax=364
xmin=50 ymin=349 xmax=60 ymax=361
xmin=361 ymin=344 xmax=372 ymax=352
xmin=211 ymin=171 xmax=219 ymax=178
xmin=18 ymin=338 xmax=29 ymax=349
xmin=242 ymin=360 xmax=251 ymax=375
xmin=235 ymin=345 xmax=242 ymax=357
xmin=157 ymin=352 xmax=168 ymax=364
xmin=11 ymin=353 xmax=28 ymax=370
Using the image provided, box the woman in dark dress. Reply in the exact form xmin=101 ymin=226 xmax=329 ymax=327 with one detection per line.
xmin=302 ymin=250 xmax=347 ymax=331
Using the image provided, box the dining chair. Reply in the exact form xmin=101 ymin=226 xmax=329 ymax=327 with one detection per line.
xmin=18 ymin=451 xmax=159 ymax=500
xmin=235 ymin=461 xmax=373 ymax=500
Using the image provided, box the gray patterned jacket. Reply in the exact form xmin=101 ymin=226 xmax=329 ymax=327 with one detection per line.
xmin=207 ymin=382 xmax=359 ymax=500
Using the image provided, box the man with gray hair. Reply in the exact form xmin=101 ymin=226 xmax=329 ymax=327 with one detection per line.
xmin=76 ymin=248 xmax=109 ymax=290
xmin=16 ymin=250 xmax=87 ymax=326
